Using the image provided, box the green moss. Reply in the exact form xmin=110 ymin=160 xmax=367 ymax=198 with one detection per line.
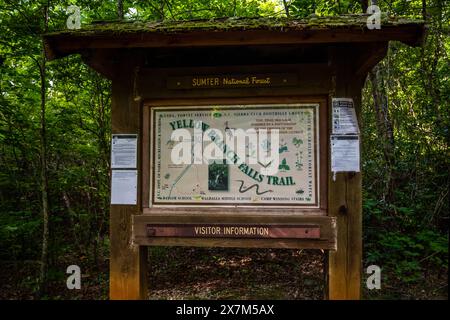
xmin=45 ymin=15 xmax=424 ymax=37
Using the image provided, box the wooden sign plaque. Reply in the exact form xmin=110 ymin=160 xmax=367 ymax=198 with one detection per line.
xmin=146 ymin=224 xmax=321 ymax=239
xmin=167 ymin=73 xmax=298 ymax=89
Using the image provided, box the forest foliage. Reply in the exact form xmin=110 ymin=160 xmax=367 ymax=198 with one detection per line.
xmin=0 ymin=0 xmax=448 ymax=298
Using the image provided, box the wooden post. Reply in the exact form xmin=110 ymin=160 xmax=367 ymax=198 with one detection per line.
xmin=109 ymin=73 xmax=148 ymax=300
xmin=327 ymin=47 xmax=363 ymax=300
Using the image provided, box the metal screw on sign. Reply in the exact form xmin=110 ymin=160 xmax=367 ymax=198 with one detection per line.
xmin=66 ymin=5 xmax=81 ymax=30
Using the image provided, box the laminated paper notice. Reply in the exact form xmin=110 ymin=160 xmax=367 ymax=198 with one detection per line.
xmin=111 ymin=134 xmax=137 ymax=169
xmin=111 ymin=170 xmax=137 ymax=205
xmin=332 ymin=98 xmax=359 ymax=135
xmin=331 ymin=135 xmax=360 ymax=172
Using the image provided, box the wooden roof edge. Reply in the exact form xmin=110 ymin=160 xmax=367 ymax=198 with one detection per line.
xmin=43 ymin=15 xmax=425 ymax=61
xmin=44 ymin=15 xmax=424 ymax=37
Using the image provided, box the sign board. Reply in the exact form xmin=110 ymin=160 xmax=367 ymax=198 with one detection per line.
xmin=111 ymin=170 xmax=137 ymax=205
xmin=111 ymin=134 xmax=138 ymax=169
xmin=149 ymin=104 xmax=319 ymax=207
xmin=167 ymin=74 xmax=298 ymax=89
xmin=331 ymin=135 xmax=360 ymax=172
xmin=330 ymin=98 xmax=360 ymax=174
xmin=331 ymin=98 xmax=359 ymax=135
xmin=146 ymin=224 xmax=321 ymax=239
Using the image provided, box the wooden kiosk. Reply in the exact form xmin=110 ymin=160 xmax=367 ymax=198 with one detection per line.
xmin=44 ymin=15 xmax=424 ymax=300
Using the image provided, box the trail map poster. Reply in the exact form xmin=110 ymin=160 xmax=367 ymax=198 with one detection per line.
xmin=150 ymin=104 xmax=319 ymax=207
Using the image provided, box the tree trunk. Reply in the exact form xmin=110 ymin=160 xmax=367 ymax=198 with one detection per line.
xmin=38 ymin=3 xmax=49 ymax=296
xmin=159 ymin=0 xmax=165 ymax=20
xmin=422 ymin=0 xmax=427 ymax=21
xmin=360 ymin=0 xmax=369 ymax=12
xmin=369 ymin=63 xmax=396 ymax=203
xmin=117 ymin=0 xmax=124 ymax=20
xmin=282 ymin=0 xmax=290 ymax=17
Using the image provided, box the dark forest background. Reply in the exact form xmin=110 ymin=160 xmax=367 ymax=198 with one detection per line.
xmin=0 ymin=0 xmax=448 ymax=299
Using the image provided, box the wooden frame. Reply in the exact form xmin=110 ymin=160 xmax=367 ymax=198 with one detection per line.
xmin=141 ymin=96 xmax=329 ymax=209
xmin=148 ymin=104 xmax=320 ymax=208
xmin=134 ymin=96 xmax=334 ymax=249
xmin=134 ymin=213 xmax=336 ymax=249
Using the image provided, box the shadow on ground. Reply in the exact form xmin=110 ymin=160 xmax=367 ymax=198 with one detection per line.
xmin=148 ymin=248 xmax=325 ymax=300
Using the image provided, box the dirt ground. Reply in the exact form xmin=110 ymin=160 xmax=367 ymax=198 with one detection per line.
xmin=148 ymin=248 xmax=325 ymax=300
xmin=0 ymin=248 xmax=447 ymax=300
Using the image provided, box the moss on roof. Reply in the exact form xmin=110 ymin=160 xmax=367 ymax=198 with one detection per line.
xmin=46 ymin=14 xmax=424 ymax=37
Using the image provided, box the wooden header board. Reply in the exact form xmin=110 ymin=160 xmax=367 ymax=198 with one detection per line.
xmin=167 ymin=74 xmax=299 ymax=89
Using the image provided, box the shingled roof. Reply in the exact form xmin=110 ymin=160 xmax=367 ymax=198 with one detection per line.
xmin=44 ymin=15 xmax=425 ymax=60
